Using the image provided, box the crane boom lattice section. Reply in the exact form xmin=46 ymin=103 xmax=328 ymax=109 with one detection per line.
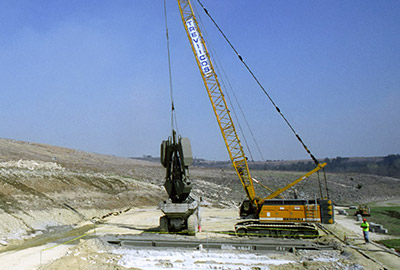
xmin=177 ymin=0 xmax=257 ymax=203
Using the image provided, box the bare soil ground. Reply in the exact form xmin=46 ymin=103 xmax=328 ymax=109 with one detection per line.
xmin=0 ymin=138 xmax=399 ymax=269
xmin=33 ymin=207 xmax=399 ymax=270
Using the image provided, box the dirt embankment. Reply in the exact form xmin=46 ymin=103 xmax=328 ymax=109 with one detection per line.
xmin=0 ymin=157 xmax=166 ymax=246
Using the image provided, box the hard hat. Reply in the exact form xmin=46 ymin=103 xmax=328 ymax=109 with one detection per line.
xmin=363 ymin=218 xmax=367 ymax=221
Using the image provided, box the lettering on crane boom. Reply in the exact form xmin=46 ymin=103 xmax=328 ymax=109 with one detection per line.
xmin=186 ymin=18 xmax=212 ymax=75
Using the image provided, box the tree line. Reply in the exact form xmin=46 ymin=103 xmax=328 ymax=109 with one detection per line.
xmin=139 ymin=154 xmax=400 ymax=179
xmin=249 ymin=154 xmax=400 ymax=179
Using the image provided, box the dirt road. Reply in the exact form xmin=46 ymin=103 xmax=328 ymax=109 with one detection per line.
xmin=0 ymin=206 xmax=398 ymax=270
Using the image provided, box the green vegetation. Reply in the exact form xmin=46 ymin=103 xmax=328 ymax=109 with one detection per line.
xmin=324 ymin=155 xmax=400 ymax=178
xmin=348 ymin=205 xmax=400 ymax=252
xmin=246 ymin=154 xmax=400 ymax=179
xmin=347 ymin=205 xmax=400 ymax=236
xmin=377 ymin=239 xmax=400 ymax=253
xmin=369 ymin=206 xmax=400 ymax=236
xmin=368 ymin=206 xmax=400 ymax=252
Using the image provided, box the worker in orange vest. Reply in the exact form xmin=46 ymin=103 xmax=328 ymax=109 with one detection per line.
xmin=360 ymin=218 xmax=370 ymax=243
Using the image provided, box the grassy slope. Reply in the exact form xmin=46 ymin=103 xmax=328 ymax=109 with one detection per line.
xmin=348 ymin=204 xmax=400 ymax=251
xmin=370 ymin=206 xmax=400 ymax=252
xmin=369 ymin=206 xmax=400 ymax=236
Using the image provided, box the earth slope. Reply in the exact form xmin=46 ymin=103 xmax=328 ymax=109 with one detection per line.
xmin=0 ymin=139 xmax=166 ymax=245
xmin=0 ymin=138 xmax=399 ymax=246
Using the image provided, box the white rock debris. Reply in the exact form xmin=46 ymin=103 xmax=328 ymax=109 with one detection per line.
xmin=0 ymin=159 xmax=65 ymax=171
xmin=113 ymin=248 xmax=294 ymax=270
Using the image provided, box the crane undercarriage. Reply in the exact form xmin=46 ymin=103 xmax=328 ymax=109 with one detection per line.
xmin=235 ymin=198 xmax=334 ymax=238
xmin=235 ymin=220 xmax=319 ymax=238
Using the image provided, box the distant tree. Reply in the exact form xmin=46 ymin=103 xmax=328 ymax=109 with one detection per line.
xmin=201 ymin=154 xmax=400 ymax=179
xmin=381 ymin=154 xmax=400 ymax=177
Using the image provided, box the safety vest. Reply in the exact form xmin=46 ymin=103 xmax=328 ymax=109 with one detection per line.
xmin=360 ymin=221 xmax=369 ymax=232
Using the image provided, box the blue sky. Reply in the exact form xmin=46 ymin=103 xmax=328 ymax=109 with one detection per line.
xmin=0 ymin=0 xmax=399 ymax=161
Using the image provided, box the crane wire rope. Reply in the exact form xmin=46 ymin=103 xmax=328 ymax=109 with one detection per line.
xmin=192 ymin=3 xmax=253 ymax=161
xmin=222 ymin=74 xmax=266 ymax=162
xmin=192 ymin=2 xmax=278 ymax=196
xmin=192 ymin=3 xmax=264 ymax=162
xmin=164 ymin=0 xmax=179 ymax=135
xmin=195 ymin=0 xmax=320 ymax=166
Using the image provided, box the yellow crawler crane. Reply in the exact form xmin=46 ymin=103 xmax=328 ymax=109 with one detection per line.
xmin=177 ymin=0 xmax=333 ymax=237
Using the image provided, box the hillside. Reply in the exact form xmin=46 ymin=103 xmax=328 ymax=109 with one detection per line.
xmin=0 ymin=139 xmax=167 ymax=245
xmin=0 ymin=138 xmax=399 ymax=247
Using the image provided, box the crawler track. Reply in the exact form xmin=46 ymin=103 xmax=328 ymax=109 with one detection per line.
xmin=235 ymin=220 xmax=319 ymax=238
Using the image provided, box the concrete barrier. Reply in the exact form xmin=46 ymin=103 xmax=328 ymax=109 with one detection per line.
xmin=369 ymin=222 xmax=388 ymax=234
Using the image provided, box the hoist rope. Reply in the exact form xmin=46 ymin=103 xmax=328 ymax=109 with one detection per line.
xmin=164 ymin=0 xmax=179 ymax=135
xmin=193 ymin=3 xmax=264 ymax=162
xmin=195 ymin=0 xmax=320 ymax=166
xmin=223 ymin=79 xmax=266 ymax=162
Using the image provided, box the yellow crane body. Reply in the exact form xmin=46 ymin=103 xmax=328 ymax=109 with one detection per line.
xmin=177 ymin=0 xmax=257 ymax=205
xmin=177 ymin=0 xmax=334 ymax=237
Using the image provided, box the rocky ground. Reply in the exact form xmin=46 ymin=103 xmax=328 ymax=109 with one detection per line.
xmin=0 ymin=138 xmax=399 ymax=269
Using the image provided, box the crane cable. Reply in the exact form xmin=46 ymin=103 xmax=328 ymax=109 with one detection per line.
xmin=192 ymin=3 xmax=264 ymax=162
xmin=196 ymin=0 xmax=320 ymax=166
xmin=164 ymin=0 xmax=179 ymax=135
